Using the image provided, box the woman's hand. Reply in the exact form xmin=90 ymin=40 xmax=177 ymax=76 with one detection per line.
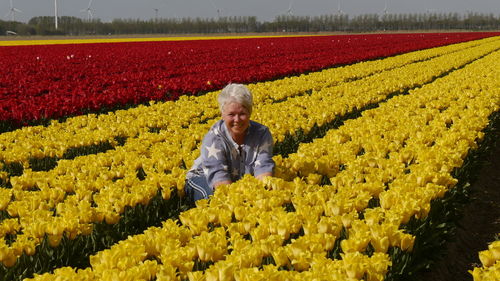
xmin=213 ymin=180 xmax=232 ymax=189
xmin=255 ymin=172 xmax=273 ymax=181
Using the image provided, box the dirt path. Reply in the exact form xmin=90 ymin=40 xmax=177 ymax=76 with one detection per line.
xmin=417 ymin=129 xmax=500 ymax=281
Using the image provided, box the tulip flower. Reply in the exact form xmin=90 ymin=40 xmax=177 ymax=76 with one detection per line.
xmin=488 ymin=241 xmax=500 ymax=260
xmin=479 ymin=250 xmax=496 ymax=268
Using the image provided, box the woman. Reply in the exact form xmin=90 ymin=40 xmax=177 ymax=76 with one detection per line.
xmin=185 ymin=83 xmax=275 ymax=202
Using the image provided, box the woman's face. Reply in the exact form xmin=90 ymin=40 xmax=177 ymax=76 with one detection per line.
xmin=222 ymin=102 xmax=250 ymax=139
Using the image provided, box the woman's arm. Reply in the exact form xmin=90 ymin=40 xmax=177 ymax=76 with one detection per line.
xmin=253 ymin=127 xmax=275 ymax=179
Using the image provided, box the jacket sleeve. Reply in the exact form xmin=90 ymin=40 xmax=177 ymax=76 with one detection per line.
xmin=254 ymin=127 xmax=275 ymax=177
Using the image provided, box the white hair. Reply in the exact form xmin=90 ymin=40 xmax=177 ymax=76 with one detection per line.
xmin=218 ymin=84 xmax=253 ymax=115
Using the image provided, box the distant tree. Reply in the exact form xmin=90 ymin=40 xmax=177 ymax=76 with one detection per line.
xmin=1 ymin=12 xmax=498 ymax=36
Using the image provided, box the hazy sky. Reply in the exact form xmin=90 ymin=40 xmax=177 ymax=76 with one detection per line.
xmin=3 ymin=0 xmax=500 ymax=23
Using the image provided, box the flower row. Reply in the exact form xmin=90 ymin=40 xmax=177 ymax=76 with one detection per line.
xmin=0 ymin=35 xmax=277 ymax=47
xmin=1 ymin=33 xmax=499 ymax=126
xmin=24 ymin=43 xmax=500 ymax=281
xmin=1 ymin=38 xmax=499 ymax=270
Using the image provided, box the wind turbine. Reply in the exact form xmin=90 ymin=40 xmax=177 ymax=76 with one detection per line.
xmin=337 ymin=0 xmax=343 ymax=15
xmin=153 ymin=8 xmax=159 ymax=20
xmin=275 ymin=0 xmax=293 ymax=19
xmin=383 ymin=0 xmax=388 ymax=15
xmin=54 ymin=0 xmax=58 ymax=29
xmin=80 ymin=0 xmax=94 ymax=21
xmin=209 ymin=0 xmax=222 ymax=19
xmin=6 ymin=0 xmax=22 ymax=21
xmin=286 ymin=0 xmax=294 ymax=16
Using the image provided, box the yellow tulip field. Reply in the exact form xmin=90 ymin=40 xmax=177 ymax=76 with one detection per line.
xmin=1 ymin=34 xmax=499 ymax=280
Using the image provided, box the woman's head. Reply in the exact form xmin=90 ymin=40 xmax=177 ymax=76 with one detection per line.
xmin=218 ymin=83 xmax=253 ymax=116
xmin=218 ymin=84 xmax=253 ymax=140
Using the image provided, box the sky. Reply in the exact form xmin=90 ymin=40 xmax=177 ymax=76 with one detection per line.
xmin=2 ymin=0 xmax=500 ymax=23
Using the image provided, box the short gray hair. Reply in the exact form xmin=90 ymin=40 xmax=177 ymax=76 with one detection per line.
xmin=218 ymin=84 xmax=253 ymax=115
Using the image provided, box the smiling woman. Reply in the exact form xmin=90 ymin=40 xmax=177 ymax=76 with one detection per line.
xmin=184 ymin=84 xmax=275 ymax=202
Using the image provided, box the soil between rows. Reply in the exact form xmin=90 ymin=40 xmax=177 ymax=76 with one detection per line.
xmin=417 ymin=127 xmax=500 ymax=281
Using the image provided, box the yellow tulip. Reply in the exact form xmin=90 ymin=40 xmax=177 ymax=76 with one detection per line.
xmin=250 ymin=226 xmax=270 ymax=242
xmin=291 ymin=257 xmax=310 ymax=272
xmin=479 ymin=250 xmax=495 ymax=268
xmin=398 ymin=233 xmax=415 ymax=252
xmin=363 ymin=208 xmax=384 ymax=226
xmin=469 ymin=267 xmax=483 ymax=281
xmin=0 ymin=248 xmax=16 ymax=268
xmin=0 ymin=188 xmax=11 ymax=211
xmin=341 ymin=252 xmax=367 ymax=280
xmin=368 ymin=252 xmax=392 ymax=275
xmin=366 ymin=272 xmax=385 ymax=281
xmin=258 ymin=235 xmax=284 ymax=255
xmin=1 ymin=218 xmax=20 ymax=235
xmin=186 ymin=271 xmax=204 ymax=281
xmin=103 ymin=211 xmax=120 ymax=225
xmin=317 ymin=216 xmax=342 ymax=237
xmin=47 ymin=234 xmax=63 ymax=248
xmin=371 ymin=236 xmax=389 ymax=253
xmin=79 ymin=223 xmax=93 ymax=236
xmin=305 ymin=173 xmax=322 ymax=185
xmin=272 ymin=247 xmax=290 ymax=268
xmin=211 ymin=261 xmax=235 ymax=281
xmin=340 ymin=211 xmax=358 ymax=228
xmin=488 ymin=241 xmax=500 ymax=260
xmin=340 ymin=237 xmax=370 ymax=253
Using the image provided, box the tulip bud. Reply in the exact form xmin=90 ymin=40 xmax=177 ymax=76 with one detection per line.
xmin=1 ymin=251 xmax=17 ymax=268
xmin=104 ymin=212 xmax=120 ymax=225
xmin=399 ymin=233 xmax=415 ymax=251
xmin=48 ymin=234 xmax=63 ymax=248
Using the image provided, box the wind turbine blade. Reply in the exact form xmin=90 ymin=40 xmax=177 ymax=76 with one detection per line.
xmin=287 ymin=0 xmax=294 ymax=15
xmin=9 ymin=0 xmax=13 ymax=9
xmin=208 ymin=0 xmax=217 ymax=11
xmin=88 ymin=0 xmax=93 ymax=9
xmin=13 ymin=8 xmax=22 ymax=13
